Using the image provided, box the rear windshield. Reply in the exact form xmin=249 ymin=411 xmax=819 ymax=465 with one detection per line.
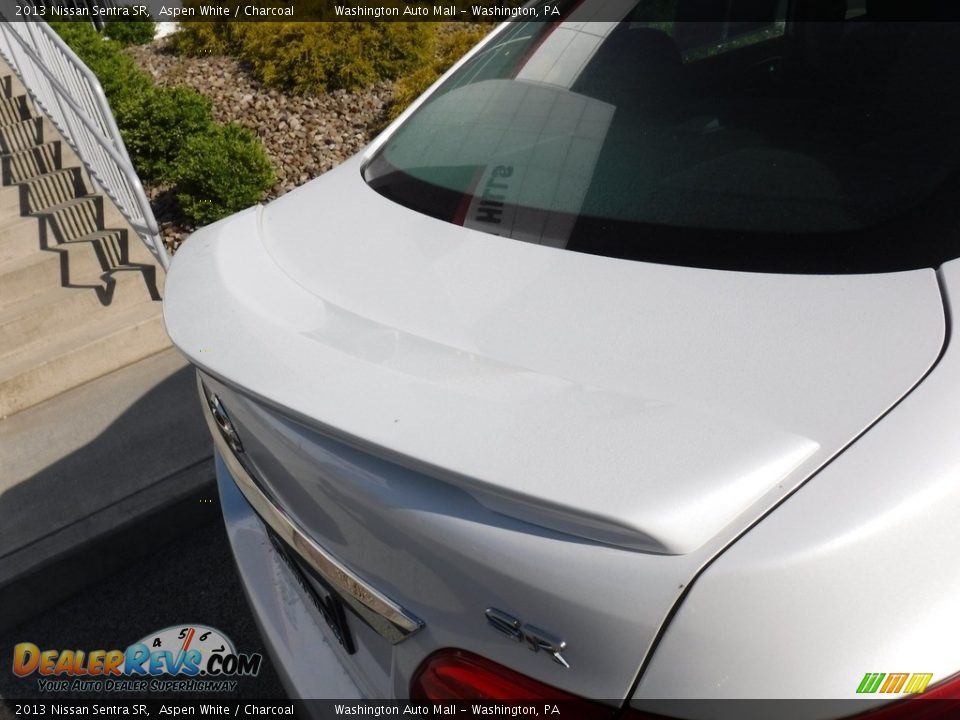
xmin=364 ymin=2 xmax=960 ymax=273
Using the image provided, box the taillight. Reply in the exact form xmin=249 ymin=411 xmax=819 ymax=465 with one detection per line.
xmin=412 ymin=650 xmax=960 ymax=719
xmin=411 ymin=648 xmax=581 ymax=700
xmin=617 ymin=673 xmax=960 ymax=720
xmin=409 ymin=648 xmax=616 ymax=718
xmin=845 ymin=672 xmax=960 ymax=719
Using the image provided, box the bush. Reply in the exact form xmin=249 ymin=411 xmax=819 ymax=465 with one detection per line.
xmin=171 ymin=123 xmax=275 ymax=226
xmin=50 ymin=21 xmax=152 ymax=100
xmin=53 ymin=22 xmax=274 ymax=227
xmin=53 ymin=22 xmax=208 ymax=183
xmin=170 ymin=20 xmax=231 ymax=56
xmin=175 ymin=21 xmax=437 ymax=94
xmin=112 ymin=86 xmax=212 ymax=182
xmin=103 ymin=9 xmax=157 ymax=46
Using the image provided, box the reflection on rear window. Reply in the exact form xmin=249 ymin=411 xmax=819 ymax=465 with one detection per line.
xmin=364 ymin=1 xmax=960 ymax=273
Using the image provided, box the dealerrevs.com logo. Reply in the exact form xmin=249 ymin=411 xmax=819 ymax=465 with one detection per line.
xmin=12 ymin=625 xmax=263 ymax=693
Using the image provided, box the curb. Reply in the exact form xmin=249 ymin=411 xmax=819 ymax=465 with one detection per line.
xmin=0 ymin=457 xmax=218 ymax=634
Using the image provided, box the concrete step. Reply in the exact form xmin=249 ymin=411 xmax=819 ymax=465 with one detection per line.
xmin=0 ymin=250 xmax=61 ymax=307
xmin=34 ymin=195 xmax=104 ymax=242
xmin=0 ymin=229 xmax=158 ymax=308
xmin=0 ymin=204 xmax=120 ymax=255
xmin=61 ymin=229 xmax=162 ymax=296
xmin=22 ymin=166 xmax=87 ymax=213
xmin=0 ymin=214 xmax=41 ymax=262
xmin=0 ymin=68 xmax=203 ymax=624
xmin=0 ymin=300 xmax=170 ymax=418
xmin=0 ymin=180 xmax=25 ymax=218
xmin=0 ymin=172 xmax=96 ymax=230
xmin=0 ymin=199 xmax=161 ymax=295
xmin=64 ymin=226 xmax=130 ymax=263
xmin=0 ymin=116 xmax=46 ymax=154
xmin=0 ymin=94 xmax=31 ymax=127
xmin=0 ymin=60 xmax=170 ymax=419
xmin=0 ymin=271 xmax=155 ymax=357
xmin=1 ymin=70 xmax=31 ymax=100
xmin=1 ymin=140 xmax=62 ymax=184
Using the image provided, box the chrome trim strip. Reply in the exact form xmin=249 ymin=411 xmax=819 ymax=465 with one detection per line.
xmin=197 ymin=375 xmax=424 ymax=645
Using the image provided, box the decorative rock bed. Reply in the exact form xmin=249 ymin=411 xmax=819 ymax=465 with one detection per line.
xmin=126 ymin=38 xmax=393 ymax=250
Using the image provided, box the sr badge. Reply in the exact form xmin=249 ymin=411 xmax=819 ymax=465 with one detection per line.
xmin=485 ymin=608 xmax=570 ymax=668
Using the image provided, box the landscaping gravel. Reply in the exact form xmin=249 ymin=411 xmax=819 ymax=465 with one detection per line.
xmin=126 ymin=38 xmax=393 ymax=250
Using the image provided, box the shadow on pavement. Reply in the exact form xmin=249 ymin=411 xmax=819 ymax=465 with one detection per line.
xmin=0 ymin=520 xmax=288 ymax=701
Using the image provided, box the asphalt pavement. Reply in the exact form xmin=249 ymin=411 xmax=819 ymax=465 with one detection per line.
xmin=0 ymin=518 xmax=288 ymax=704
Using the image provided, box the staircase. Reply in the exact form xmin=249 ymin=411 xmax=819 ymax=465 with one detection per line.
xmin=0 ymin=63 xmax=170 ymax=419
xmin=0 ymin=56 xmax=215 ymax=630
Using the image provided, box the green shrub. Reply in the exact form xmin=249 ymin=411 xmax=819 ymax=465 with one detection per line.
xmin=171 ymin=123 xmax=275 ymax=226
xmin=51 ymin=21 xmax=152 ymax=100
xmin=53 ymin=22 xmax=207 ymax=183
xmin=103 ymin=8 xmax=157 ymax=46
xmin=112 ymin=86 xmax=212 ymax=181
xmin=387 ymin=24 xmax=491 ymax=122
xmin=175 ymin=21 xmax=437 ymax=94
xmin=170 ymin=20 xmax=231 ymax=56
xmin=50 ymin=19 xmax=107 ymax=53
xmin=53 ymin=21 xmax=273 ymax=227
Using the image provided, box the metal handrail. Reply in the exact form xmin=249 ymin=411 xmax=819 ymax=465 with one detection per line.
xmin=0 ymin=17 xmax=169 ymax=269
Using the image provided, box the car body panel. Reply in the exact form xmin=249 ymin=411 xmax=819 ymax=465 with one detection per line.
xmin=216 ymin=451 xmax=365 ymax=699
xmin=161 ymin=6 xmax=960 ymax=703
xmin=631 ymin=260 xmax=960 ymax=710
xmin=167 ymin=155 xmax=944 ymax=555
xmin=164 ymin=165 xmax=945 ymax=699
xmin=200 ymin=369 xmax=683 ymax=699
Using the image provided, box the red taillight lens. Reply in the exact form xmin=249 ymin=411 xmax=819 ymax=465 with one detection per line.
xmin=617 ymin=675 xmax=960 ymax=720
xmin=412 ymin=651 xmax=960 ymax=719
xmin=410 ymin=648 xmax=581 ymax=700
xmin=409 ymin=648 xmax=616 ymax=718
xmin=845 ymin=672 xmax=960 ymax=719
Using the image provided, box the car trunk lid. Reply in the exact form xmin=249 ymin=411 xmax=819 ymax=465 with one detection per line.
xmin=233 ymin=158 xmax=945 ymax=554
xmin=165 ymin=157 xmax=945 ymax=698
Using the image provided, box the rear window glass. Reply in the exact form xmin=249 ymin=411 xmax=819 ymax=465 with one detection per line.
xmin=364 ymin=1 xmax=960 ymax=272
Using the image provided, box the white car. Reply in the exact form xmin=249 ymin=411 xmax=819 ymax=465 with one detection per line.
xmin=164 ymin=2 xmax=960 ymax=716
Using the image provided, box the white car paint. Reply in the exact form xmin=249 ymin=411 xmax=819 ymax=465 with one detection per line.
xmin=166 ymin=155 xmax=944 ymax=554
xmin=631 ymin=259 xmax=960 ymax=711
xmin=163 ymin=157 xmax=944 ymax=701
xmin=162 ymin=9 xmax=960 ymax=708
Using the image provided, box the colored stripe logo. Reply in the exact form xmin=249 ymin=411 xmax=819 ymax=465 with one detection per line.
xmin=857 ymin=672 xmax=933 ymax=694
